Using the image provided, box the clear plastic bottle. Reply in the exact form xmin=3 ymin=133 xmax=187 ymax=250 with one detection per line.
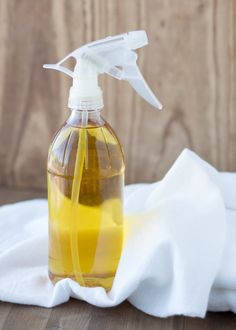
xmin=44 ymin=30 xmax=162 ymax=291
xmin=47 ymin=109 xmax=125 ymax=290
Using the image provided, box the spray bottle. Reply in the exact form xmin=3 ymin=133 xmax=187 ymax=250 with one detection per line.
xmin=43 ymin=30 xmax=162 ymax=290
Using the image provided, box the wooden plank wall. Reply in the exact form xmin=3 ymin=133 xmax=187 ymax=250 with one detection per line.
xmin=0 ymin=0 xmax=235 ymax=189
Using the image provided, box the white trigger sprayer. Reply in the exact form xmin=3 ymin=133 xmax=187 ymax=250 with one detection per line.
xmin=44 ymin=31 xmax=162 ymax=286
xmin=43 ymin=30 xmax=162 ymax=115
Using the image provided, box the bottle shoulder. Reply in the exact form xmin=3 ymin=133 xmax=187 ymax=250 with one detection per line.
xmin=48 ymin=118 xmax=125 ymax=177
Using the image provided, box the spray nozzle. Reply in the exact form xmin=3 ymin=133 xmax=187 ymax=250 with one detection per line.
xmin=43 ymin=63 xmax=74 ymax=78
xmin=43 ymin=30 xmax=163 ymax=110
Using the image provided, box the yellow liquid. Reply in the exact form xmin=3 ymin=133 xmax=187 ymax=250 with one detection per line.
xmin=47 ymin=112 xmax=124 ymax=289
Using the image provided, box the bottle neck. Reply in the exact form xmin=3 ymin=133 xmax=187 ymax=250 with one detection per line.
xmin=67 ymin=109 xmax=105 ymax=128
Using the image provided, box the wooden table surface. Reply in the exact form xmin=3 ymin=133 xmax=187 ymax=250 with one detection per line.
xmin=0 ymin=187 xmax=236 ymax=330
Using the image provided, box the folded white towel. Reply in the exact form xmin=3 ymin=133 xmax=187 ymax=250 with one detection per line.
xmin=0 ymin=149 xmax=235 ymax=317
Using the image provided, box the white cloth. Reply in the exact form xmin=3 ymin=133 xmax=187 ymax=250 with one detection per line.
xmin=0 ymin=149 xmax=236 ymax=317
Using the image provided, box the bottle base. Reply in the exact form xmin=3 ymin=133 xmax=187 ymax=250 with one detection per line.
xmin=49 ymin=271 xmax=114 ymax=291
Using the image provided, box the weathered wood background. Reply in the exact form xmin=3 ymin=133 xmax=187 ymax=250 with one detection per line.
xmin=0 ymin=0 xmax=235 ymax=189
